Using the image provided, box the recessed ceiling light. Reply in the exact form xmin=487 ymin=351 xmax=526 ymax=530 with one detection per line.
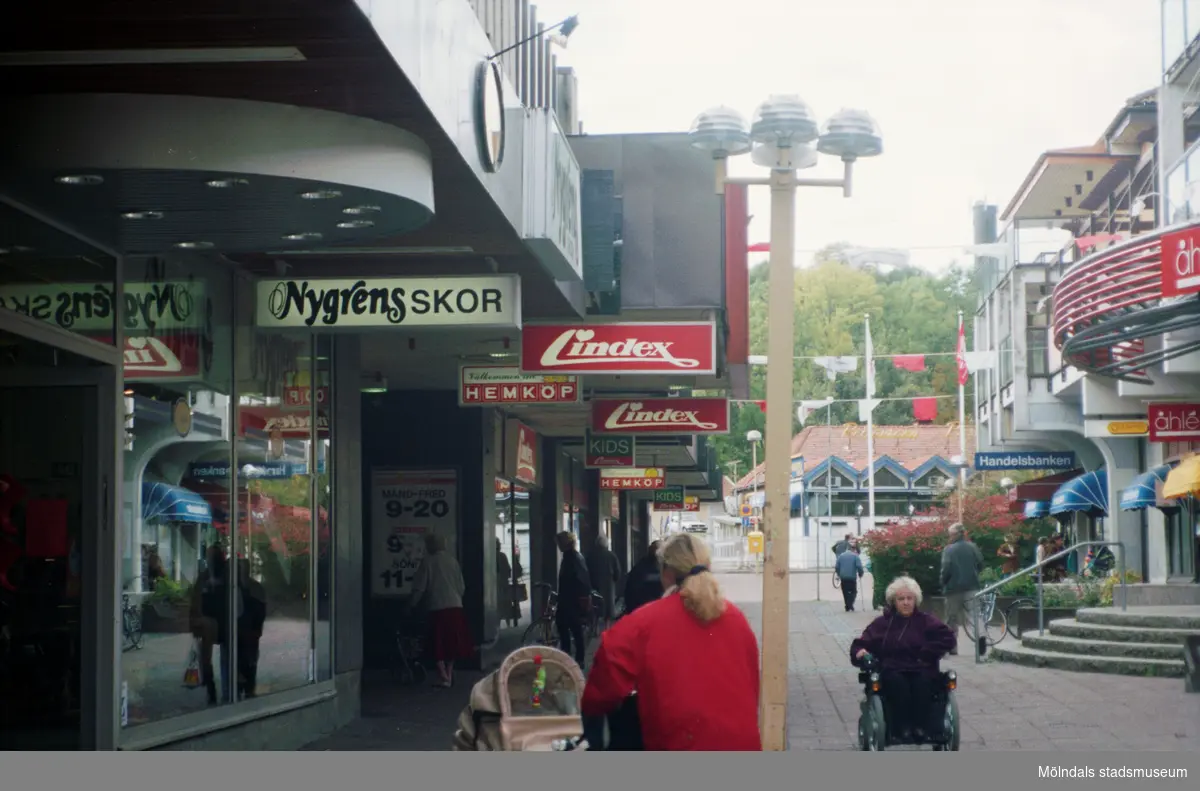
xmin=121 ymin=210 xmax=164 ymax=220
xmin=489 ymin=352 xmax=516 ymax=359
xmin=300 ymin=189 xmax=343 ymax=200
xmin=12 ymin=246 xmax=33 ymax=253
xmin=174 ymin=241 xmax=215 ymax=250
xmin=206 ymin=178 xmax=249 ymax=188
xmin=283 ymin=232 xmax=323 ymax=242
xmin=343 ymin=205 xmax=382 ymax=215
xmin=336 ymin=220 xmax=375 ymax=229
xmin=56 ymin=174 xmax=104 ymax=185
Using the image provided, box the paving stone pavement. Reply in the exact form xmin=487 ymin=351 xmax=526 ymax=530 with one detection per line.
xmin=304 ymin=572 xmax=1200 ymax=751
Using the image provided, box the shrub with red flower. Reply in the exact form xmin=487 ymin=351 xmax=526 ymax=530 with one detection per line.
xmin=860 ymin=493 xmax=1049 ymax=609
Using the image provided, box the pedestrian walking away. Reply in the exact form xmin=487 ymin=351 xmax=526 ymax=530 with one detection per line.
xmin=834 ymin=545 xmax=864 ymax=612
xmin=555 ymin=531 xmax=593 ymax=667
xmin=940 ymin=523 xmax=983 ymax=655
xmin=832 ymin=534 xmax=853 ymax=558
xmin=585 ymin=534 xmax=621 ymax=630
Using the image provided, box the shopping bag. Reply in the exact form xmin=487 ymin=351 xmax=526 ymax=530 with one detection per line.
xmin=182 ymin=639 xmax=203 ymax=689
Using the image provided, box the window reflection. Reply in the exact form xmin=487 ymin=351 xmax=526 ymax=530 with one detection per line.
xmin=119 ymin=255 xmax=235 ymax=726
xmin=493 ymin=480 xmax=530 ymax=633
xmin=232 ymin=280 xmax=321 ymax=698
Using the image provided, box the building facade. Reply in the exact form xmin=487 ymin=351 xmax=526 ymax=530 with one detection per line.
xmin=971 ymin=4 xmax=1200 ymax=601
xmin=0 ymin=0 xmax=745 ymax=750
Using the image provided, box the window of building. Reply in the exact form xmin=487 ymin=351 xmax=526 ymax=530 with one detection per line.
xmin=118 ymin=265 xmax=336 ymax=733
xmin=871 ymin=468 xmax=906 ymax=488
xmin=1167 ymin=159 xmax=1190 ymax=225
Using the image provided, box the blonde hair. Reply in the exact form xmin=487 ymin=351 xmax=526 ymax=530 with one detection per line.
xmin=556 ymin=531 xmax=577 ymax=550
xmin=885 ymin=575 xmax=923 ymax=607
xmin=658 ymin=533 xmax=725 ymax=622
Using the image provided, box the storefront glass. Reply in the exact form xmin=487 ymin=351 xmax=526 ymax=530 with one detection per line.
xmin=117 ymin=265 xmax=335 ymax=733
xmin=232 ymin=282 xmax=321 ymax=699
xmin=493 ymin=480 xmax=530 ymax=631
xmin=0 ymin=213 xmax=119 ymax=348
xmin=119 ymin=255 xmax=235 ymax=727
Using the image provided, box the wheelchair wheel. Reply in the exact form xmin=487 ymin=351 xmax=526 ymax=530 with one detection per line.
xmin=858 ymin=696 xmax=886 ymax=751
xmin=933 ymin=691 xmax=960 ymax=751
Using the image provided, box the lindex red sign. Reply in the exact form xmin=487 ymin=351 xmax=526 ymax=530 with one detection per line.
xmin=1148 ymin=402 xmax=1200 ymax=442
xmin=520 ymin=322 xmax=717 ymax=375
xmin=590 ymin=397 xmax=730 ymax=435
xmin=585 ymin=431 xmax=635 ymax=468
xmin=1161 ymin=226 xmax=1200 ymax=298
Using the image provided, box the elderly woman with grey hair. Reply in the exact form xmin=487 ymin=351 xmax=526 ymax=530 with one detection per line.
xmin=410 ymin=533 xmax=472 ymax=688
xmin=850 ymin=576 xmax=956 ymax=743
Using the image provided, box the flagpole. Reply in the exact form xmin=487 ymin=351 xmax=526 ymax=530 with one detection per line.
xmin=865 ymin=314 xmax=876 ymax=528
xmin=957 ymin=310 xmax=968 ymax=498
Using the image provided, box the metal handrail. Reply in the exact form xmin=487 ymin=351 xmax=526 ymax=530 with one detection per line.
xmin=967 ymin=540 xmax=1126 ymax=665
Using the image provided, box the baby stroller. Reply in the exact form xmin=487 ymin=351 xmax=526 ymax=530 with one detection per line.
xmin=452 ymin=646 xmax=586 ymax=751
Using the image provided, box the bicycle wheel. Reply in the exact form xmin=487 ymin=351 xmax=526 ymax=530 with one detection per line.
xmin=1004 ymin=598 xmax=1037 ymax=640
xmin=123 ymin=610 xmax=144 ymax=651
xmin=962 ymin=601 xmax=1007 ymax=646
xmin=832 ymin=574 xmax=841 ymax=590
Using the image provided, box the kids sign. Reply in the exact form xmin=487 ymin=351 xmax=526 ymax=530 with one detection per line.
xmin=585 ymin=431 xmax=635 ymax=468
xmin=1148 ymin=403 xmax=1200 ymax=442
xmin=1161 ymin=227 xmax=1200 ymax=298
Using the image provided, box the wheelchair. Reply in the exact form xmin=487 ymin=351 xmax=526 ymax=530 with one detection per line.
xmin=855 ymin=654 xmax=960 ymax=751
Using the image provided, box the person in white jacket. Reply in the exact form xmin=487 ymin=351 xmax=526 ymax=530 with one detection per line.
xmin=410 ymin=533 xmax=472 ymax=688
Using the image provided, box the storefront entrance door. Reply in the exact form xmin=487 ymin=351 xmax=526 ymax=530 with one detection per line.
xmin=0 ymin=328 xmax=120 ymax=750
xmin=1167 ymin=508 xmax=1197 ymax=582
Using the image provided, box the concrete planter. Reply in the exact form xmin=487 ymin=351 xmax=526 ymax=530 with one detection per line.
xmin=1013 ymin=607 xmax=1078 ymax=638
xmin=142 ymin=599 xmax=191 ymax=633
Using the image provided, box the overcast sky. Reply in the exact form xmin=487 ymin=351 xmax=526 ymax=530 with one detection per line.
xmin=535 ymin=0 xmax=1163 ymax=272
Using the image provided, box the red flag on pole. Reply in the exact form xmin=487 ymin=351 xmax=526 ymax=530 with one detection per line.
xmin=955 ymin=321 xmax=969 ymax=386
xmin=748 ymin=242 xmax=771 ymax=253
xmin=892 ymin=354 xmax=925 ymax=372
xmin=912 ymin=397 xmax=938 ymax=423
xmin=754 ymin=400 xmax=767 ymax=413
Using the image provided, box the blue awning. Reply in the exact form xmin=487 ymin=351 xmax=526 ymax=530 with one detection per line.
xmin=790 ymin=493 xmax=803 ymax=511
xmin=1120 ymin=465 xmax=1177 ymax=512
xmin=1023 ymin=500 xmax=1049 ymax=520
xmin=1049 ymin=470 xmax=1108 ymax=517
xmin=143 ymin=481 xmax=212 ymax=524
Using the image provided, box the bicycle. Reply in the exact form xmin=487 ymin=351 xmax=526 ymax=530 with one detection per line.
xmin=391 ymin=617 xmax=428 ymax=686
xmin=998 ymin=597 xmax=1038 ymax=643
xmin=522 ymin=582 xmax=560 ymax=647
xmin=121 ymin=593 xmax=144 ymax=652
xmin=959 ymin=590 xmax=1007 ymax=647
xmin=585 ymin=591 xmax=605 ymax=640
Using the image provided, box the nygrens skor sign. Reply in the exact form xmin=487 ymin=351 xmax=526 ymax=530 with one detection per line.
xmin=256 ymin=275 xmax=521 ymax=330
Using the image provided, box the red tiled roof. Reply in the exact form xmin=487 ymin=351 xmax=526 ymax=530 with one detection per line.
xmin=733 ymin=424 xmax=977 ymax=490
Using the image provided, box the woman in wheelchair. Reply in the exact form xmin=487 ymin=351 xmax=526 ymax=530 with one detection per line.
xmin=850 ymin=576 xmax=957 ymax=745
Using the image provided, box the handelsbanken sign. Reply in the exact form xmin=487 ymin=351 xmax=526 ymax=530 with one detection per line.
xmin=974 ymin=451 xmax=1077 ymax=471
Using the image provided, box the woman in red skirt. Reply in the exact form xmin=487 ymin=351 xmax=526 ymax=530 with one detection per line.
xmin=410 ymin=533 xmax=473 ymax=687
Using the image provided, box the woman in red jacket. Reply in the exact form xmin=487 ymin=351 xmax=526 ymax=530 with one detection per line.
xmin=580 ymin=532 xmax=762 ymax=751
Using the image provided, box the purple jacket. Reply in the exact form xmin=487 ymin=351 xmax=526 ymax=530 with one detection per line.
xmin=849 ymin=608 xmax=956 ymax=674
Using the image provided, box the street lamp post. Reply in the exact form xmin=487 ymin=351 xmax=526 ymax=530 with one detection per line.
xmin=856 ymin=502 xmax=864 ymax=536
xmin=690 ymin=99 xmax=882 ymax=751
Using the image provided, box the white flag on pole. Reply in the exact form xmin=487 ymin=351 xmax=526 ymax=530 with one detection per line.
xmin=858 ymin=399 xmax=882 ymax=422
xmin=813 ymin=356 xmax=858 ymax=381
xmin=797 ymin=400 xmax=829 ymax=425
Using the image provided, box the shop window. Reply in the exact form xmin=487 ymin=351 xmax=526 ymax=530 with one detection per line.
xmin=493 ymin=480 xmax=530 ymax=633
xmin=0 ymin=208 xmax=119 ymax=348
xmin=231 ymin=283 xmax=328 ymax=700
xmin=1167 ymin=160 xmax=1190 ymax=225
xmin=119 ymin=255 xmax=235 ymax=728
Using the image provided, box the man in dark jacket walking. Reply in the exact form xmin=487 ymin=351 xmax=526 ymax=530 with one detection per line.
xmin=940 ymin=523 xmax=983 ymax=655
xmin=834 ymin=546 xmax=864 ymax=611
xmin=556 ymin=531 xmax=593 ymax=666
xmin=621 ymin=540 xmax=662 ymax=616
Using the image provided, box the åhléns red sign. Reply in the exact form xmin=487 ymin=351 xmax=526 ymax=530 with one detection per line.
xmin=520 ymin=322 xmax=716 ymax=375
xmin=590 ymin=398 xmax=730 ymax=435
xmin=1161 ymin=227 xmax=1200 ymax=298
xmin=1148 ymin=402 xmax=1200 ymax=442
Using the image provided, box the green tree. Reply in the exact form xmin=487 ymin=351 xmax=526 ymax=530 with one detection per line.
xmin=713 ymin=248 xmax=980 ymax=473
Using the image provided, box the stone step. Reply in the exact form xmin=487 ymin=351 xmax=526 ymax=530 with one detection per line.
xmin=1075 ymin=607 xmax=1200 ymax=631
xmin=1048 ymin=619 xmax=1198 ymax=645
xmin=1020 ymin=633 xmax=1184 ymax=660
xmin=990 ymin=641 xmax=1186 ymax=678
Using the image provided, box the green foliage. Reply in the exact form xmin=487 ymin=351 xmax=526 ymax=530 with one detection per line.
xmin=722 ymin=246 xmax=979 ymax=474
xmin=149 ymin=577 xmax=191 ymax=607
